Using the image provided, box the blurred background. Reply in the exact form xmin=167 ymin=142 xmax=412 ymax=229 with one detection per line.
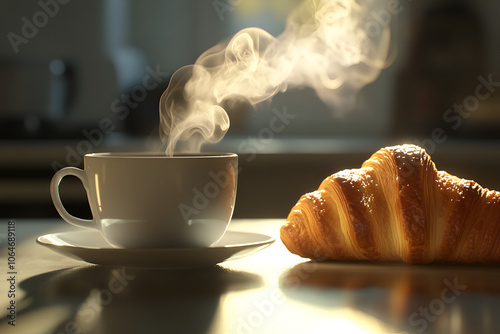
xmin=1 ymin=0 xmax=499 ymax=219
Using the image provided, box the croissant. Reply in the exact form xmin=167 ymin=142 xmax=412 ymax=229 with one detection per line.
xmin=280 ymin=144 xmax=500 ymax=264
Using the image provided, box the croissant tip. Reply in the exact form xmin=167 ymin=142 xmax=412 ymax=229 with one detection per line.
xmin=280 ymin=221 xmax=299 ymax=255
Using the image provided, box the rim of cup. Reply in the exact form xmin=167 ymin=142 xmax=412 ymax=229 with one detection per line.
xmin=85 ymin=152 xmax=238 ymax=159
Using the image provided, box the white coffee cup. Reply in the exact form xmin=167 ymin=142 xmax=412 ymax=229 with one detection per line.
xmin=50 ymin=153 xmax=238 ymax=248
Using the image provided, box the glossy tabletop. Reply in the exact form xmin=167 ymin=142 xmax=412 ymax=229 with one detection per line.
xmin=1 ymin=219 xmax=499 ymax=334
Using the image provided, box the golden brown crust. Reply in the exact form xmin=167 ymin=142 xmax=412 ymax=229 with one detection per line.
xmin=280 ymin=144 xmax=500 ymax=264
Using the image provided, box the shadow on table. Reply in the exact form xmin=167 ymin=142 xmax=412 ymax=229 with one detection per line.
xmin=15 ymin=265 xmax=262 ymax=334
xmin=279 ymin=261 xmax=500 ymax=334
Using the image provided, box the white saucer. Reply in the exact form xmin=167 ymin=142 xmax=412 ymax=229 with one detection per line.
xmin=37 ymin=230 xmax=275 ymax=269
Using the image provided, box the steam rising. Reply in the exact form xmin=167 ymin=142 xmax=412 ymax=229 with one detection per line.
xmin=160 ymin=0 xmax=391 ymax=155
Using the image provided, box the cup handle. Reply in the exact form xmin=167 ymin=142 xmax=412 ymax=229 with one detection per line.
xmin=50 ymin=167 xmax=97 ymax=229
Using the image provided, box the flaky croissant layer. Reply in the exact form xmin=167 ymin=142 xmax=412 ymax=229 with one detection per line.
xmin=281 ymin=144 xmax=500 ymax=264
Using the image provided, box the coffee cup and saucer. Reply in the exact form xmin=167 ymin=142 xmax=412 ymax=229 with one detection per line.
xmin=37 ymin=153 xmax=274 ymax=268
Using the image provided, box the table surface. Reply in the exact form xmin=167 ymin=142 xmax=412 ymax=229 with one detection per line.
xmin=1 ymin=218 xmax=500 ymax=334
